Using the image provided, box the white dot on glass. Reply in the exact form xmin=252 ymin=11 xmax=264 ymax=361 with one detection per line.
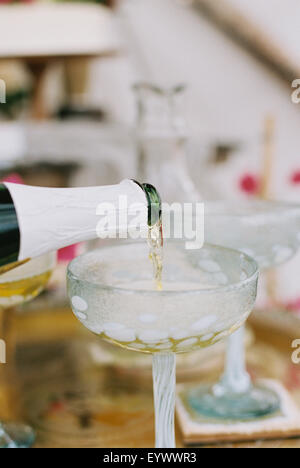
xmin=200 ymin=333 xmax=214 ymax=342
xmin=156 ymin=342 xmax=173 ymax=350
xmin=106 ymin=328 xmax=136 ymax=343
xmin=213 ymin=272 xmax=228 ymax=285
xmin=138 ymin=314 xmax=157 ymax=324
xmin=214 ymin=322 xmax=227 ymax=333
xmin=170 ymin=329 xmax=190 ymax=340
xmin=76 ymin=311 xmax=87 ymax=321
xmin=139 ymin=330 xmax=169 ymax=344
xmin=199 ymin=260 xmax=221 ymax=273
xmin=72 ymin=296 xmax=88 ymax=312
xmin=177 ymin=338 xmax=198 ymax=349
xmin=104 ymin=322 xmax=125 ymax=332
xmin=191 ymin=315 xmax=217 ymax=332
xmin=88 ymin=325 xmax=103 ymax=335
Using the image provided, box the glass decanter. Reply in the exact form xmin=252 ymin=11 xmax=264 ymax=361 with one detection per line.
xmin=133 ymin=83 xmax=200 ymax=204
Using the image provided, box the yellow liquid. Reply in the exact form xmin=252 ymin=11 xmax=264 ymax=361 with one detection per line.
xmin=148 ymin=220 xmax=163 ymax=291
xmin=0 ymin=270 xmax=52 ymax=308
xmin=100 ymin=332 xmax=223 ymax=354
xmin=99 ymin=320 xmax=242 ymax=354
xmin=0 ymin=259 xmax=31 ymax=277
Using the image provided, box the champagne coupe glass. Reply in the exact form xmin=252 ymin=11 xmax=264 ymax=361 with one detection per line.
xmin=0 ymin=252 xmax=56 ymax=448
xmin=187 ymin=200 xmax=300 ymax=420
xmin=67 ymin=241 xmax=258 ymax=448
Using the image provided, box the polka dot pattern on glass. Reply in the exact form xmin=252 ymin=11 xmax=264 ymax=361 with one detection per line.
xmin=177 ymin=338 xmax=198 ymax=349
xmin=199 ymin=260 xmax=221 ymax=273
xmin=106 ymin=328 xmax=136 ymax=343
xmin=71 ymin=296 xmax=88 ymax=312
xmin=138 ymin=314 xmax=157 ymax=324
xmin=191 ymin=315 xmax=218 ymax=332
xmin=75 ymin=311 xmax=87 ymax=321
xmin=138 ymin=330 xmax=169 ymax=344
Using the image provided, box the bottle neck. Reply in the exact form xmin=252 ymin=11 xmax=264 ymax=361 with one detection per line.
xmin=134 ymin=182 xmax=162 ymax=227
xmin=5 ymin=179 xmax=150 ymax=261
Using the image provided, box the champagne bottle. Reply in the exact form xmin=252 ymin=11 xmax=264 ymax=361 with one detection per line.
xmin=0 ymin=179 xmax=160 ymax=275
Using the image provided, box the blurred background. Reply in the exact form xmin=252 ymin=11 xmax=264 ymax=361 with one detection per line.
xmin=0 ymin=0 xmax=300 ymax=447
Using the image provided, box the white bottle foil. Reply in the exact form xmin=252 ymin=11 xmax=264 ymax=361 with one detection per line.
xmin=5 ymin=179 xmax=148 ymax=261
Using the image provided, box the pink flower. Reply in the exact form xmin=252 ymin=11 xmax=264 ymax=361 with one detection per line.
xmin=239 ymin=173 xmax=260 ymax=195
xmin=3 ymin=173 xmax=24 ymax=184
xmin=0 ymin=0 xmax=35 ymax=3
xmin=286 ymin=297 xmax=300 ymax=313
xmin=290 ymin=170 xmax=300 ymax=185
xmin=285 ymin=364 xmax=300 ymax=391
xmin=58 ymin=244 xmax=80 ymax=263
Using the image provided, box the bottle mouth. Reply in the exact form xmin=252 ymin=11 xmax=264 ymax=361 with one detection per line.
xmin=132 ymin=180 xmax=162 ymax=227
xmin=132 ymin=82 xmax=187 ymax=96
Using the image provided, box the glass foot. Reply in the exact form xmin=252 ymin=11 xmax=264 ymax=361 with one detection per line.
xmin=0 ymin=423 xmax=35 ymax=448
xmin=187 ymin=384 xmax=281 ymax=421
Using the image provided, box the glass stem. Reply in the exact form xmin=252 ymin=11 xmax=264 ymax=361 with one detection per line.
xmin=214 ymin=326 xmax=251 ymax=396
xmin=152 ymin=353 xmax=176 ymax=448
xmin=0 ymin=423 xmax=15 ymax=447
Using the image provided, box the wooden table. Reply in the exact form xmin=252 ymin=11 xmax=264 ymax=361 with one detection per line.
xmin=1 ymin=305 xmax=297 ymax=448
